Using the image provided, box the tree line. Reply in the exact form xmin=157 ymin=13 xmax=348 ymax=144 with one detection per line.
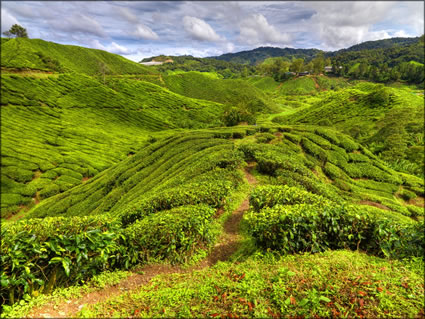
xmin=255 ymin=35 xmax=424 ymax=84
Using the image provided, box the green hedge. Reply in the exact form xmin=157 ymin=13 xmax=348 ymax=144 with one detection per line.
xmin=125 ymin=205 xmax=215 ymax=264
xmin=1 ymin=204 xmax=217 ymax=305
xmin=1 ymin=216 xmax=122 ymax=305
xmin=244 ymin=202 xmax=423 ymax=258
xmin=249 ymin=185 xmax=330 ymax=212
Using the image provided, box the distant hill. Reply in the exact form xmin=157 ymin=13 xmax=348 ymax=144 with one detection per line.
xmin=211 ymin=47 xmax=322 ymax=65
xmin=208 ymin=37 xmax=423 ymax=67
xmin=327 ymin=36 xmax=424 ymax=66
xmin=1 ymin=37 xmax=153 ymax=75
xmin=330 ymin=37 xmax=421 ymax=55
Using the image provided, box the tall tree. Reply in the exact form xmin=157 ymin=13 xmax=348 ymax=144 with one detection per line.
xmin=290 ymin=58 xmax=304 ymax=73
xmin=3 ymin=24 xmax=28 ymax=38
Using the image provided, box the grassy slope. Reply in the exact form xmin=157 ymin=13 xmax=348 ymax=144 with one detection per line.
xmin=26 ymin=126 xmax=423 ymax=221
xmin=76 ymin=250 xmax=424 ymax=318
xmin=1 ymin=38 xmax=153 ymax=75
xmin=1 ymin=38 xmax=424 ymax=317
xmin=1 ymin=72 xmax=226 ymax=218
xmin=274 ymin=81 xmax=424 ymax=175
xmin=162 ymin=71 xmax=278 ymax=112
xmin=26 ymin=132 xmax=244 ymax=219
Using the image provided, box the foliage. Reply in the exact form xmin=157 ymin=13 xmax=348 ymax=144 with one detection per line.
xmin=71 ymin=251 xmax=424 ymax=319
xmin=1 ymin=73 xmax=226 ymax=216
xmin=245 ymin=199 xmax=422 ymax=259
xmin=1 ymin=38 xmax=153 ymax=75
xmin=2 ymin=24 xmax=28 ymax=38
xmin=213 ymin=46 xmax=322 ymax=65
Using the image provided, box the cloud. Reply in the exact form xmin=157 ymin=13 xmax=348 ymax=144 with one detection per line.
xmin=1 ymin=8 xmax=20 ymax=33
xmin=132 ymin=24 xmax=159 ymax=40
xmin=239 ymin=14 xmax=291 ymax=46
xmin=52 ymin=13 xmax=106 ymax=38
xmin=183 ymin=16 xmax=224 ymax=42
xmin=306 ymin=2 xmax=396 ymax=49
xmin=393 ymin=30 xmax=414 ymax=38
xmin=118 ymin=7 xmax=139 ymax=24
xmin=90 ymin=39 xmax=133 ymax=55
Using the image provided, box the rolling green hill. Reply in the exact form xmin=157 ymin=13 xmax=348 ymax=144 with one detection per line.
xmin=1 ymin=71 xmax=226 ymax=218
xmin=212 ymin=46 xmax=322 ymax=65
xmin=1 ymin=38 xmax=153 ymax=75
xmin=1 ymin=36 xmax=424 ymax=318
xmin=161 ymin=71 xmax=277 ymax=112
xmin=329 ymin=36 xmax=420 ymax=55
xmin=25 ymin=126 xmax=423 ymax=221
xmin=273 ymin=82 xmax=424 ymax=176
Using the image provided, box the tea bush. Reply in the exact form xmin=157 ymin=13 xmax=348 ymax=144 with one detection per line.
xmin=249 ymin=185 xmax=330 ymax=212
xmin=245 ymin=202 xmax=423 ymax=258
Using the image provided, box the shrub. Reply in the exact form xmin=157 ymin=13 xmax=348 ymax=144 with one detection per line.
xmin=301 ymin=138 xmax=327 ymax=162
xmin=255 ymin=133 xmax=276 ymax=143
xmin=406 ymin=205 xmax=424 ymax=217
xmin=323 ymin=162 xmax=343 ymax=180
xmin=125 ymin=205 xmax=215 ymax=264
xmin=245 ymin=202 xmax=423 ymax=259
xmin=399 ymin=189 xmax=417 ymax=201
xmin=283 ymin=133 xmax=301 ymax=144
xmin=249 ymin=185 xmax=329 ymax=212
xmin=348 ymin=152 xmax=369 ymax=163
xmin=1 ymin=216 xmax=123 ymax=305
xmin=39 ymin=184 xmax=60 ymax=199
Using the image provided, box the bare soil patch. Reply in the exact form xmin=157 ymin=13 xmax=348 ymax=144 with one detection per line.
xmin=408 ymin=196 xmax=424 ymax=208
xmin=358 ymin=200 xmax=390 ymax=210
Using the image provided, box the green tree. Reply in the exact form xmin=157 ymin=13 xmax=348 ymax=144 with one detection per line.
xmin=3 ymin=24 xmax=28 ymax=38
xmin=312 ymin=54 xmax=325 ymax=74
xmin=290 ymin=58 xmax=304 ymax=73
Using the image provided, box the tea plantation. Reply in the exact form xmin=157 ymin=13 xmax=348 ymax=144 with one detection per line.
xmin=1 ymin=38 xmax=423 ymax=318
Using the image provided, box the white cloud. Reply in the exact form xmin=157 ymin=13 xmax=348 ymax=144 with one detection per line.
xmin=133 ymin=24 xmax=158 ymax=40
xmin=1 ymin=8 xmax=20 ymax=33
xmin=52 ymin=13 xmax=106 ymax=38
xmin=239 ymin=14 xmax=291 ymax=46
xmin=306 ymin=2 xmax=396 ymax=49
xmin=225 ymin=42 xmax=235 ymax=53
xmin=183 ymin=16 xmax=224 ymax=42
xmin=393 ymin=30 xmax=414 ymax=38
xmin=118 ymin=7 xmax=139 ymax=24
xmin=387 ymin=2 xmax=424 ymax=35
xmin=90 ymin=40 xmax=132 ymax=55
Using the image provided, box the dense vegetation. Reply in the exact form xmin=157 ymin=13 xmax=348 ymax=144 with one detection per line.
xmin=330 ymin=36 xmax=424 ymax=84
xmin=1 ymin=38 xmax=153 ymax=75
xmin=275 ymin=82 xmax=424 ymax=177
xmin=212 ymin=46 xmax=322 ymax=65
xmin=141 ymin=55 xmax=256 ymax=79
xmin=1 ymin=36 xmax=423 ymax=317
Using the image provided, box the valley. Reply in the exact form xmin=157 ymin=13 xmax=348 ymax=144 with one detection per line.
xmin=1 ymin=34 xmax=424 ymax=318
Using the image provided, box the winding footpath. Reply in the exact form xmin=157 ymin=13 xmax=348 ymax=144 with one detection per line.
xmin=28 ymin=166 xmax=257 ymax=318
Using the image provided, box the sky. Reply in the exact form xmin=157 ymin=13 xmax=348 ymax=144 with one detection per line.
xmin=1 ymin=1 xmax=424 ymax=62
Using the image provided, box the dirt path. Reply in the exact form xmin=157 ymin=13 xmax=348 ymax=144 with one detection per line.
xmin=312 ymin=76 xmax=320 ymax=89
xmin=27 ymin=166 xmax=257 ymax=318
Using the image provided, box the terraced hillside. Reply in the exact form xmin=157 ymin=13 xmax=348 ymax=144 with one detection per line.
xmin=1 ymin=38 xmax=153 ymax=75
xmin=1 ymin=68 xmax=226 ymax=218
xmin=274 ymin=82 xmax=424 ymax=176
xmin=1 ymin=37 xmax=424 ymax=318
xmin=26 ymin=125 xmax=424 ymax=220
xmin=161 ymin=71 xmax=278 ymax=112
xmin=2 ymin=127 xmax=424 ymax=317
